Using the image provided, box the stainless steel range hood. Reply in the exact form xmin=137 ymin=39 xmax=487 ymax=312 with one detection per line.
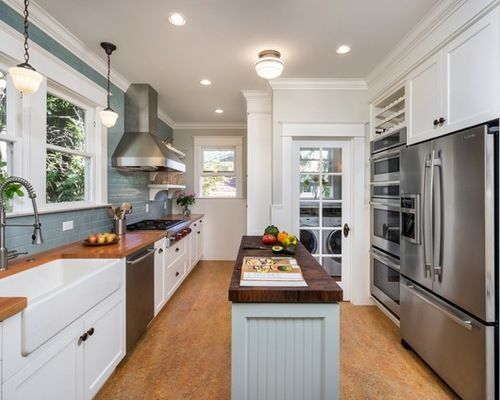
xmin=112 ymin=84 xmax=185 ymax=172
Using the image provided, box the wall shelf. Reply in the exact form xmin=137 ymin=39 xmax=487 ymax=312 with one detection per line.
xmin=370 ymin=85 xmax=406 ymax=138
xmin=148 ymin=184 xmax=186 ymax=200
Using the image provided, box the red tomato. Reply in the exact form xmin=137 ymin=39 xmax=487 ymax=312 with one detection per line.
xmin=262 ymin=234 xmax=277 ymax=245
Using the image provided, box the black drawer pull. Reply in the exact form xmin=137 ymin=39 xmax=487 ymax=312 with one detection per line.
xmin=438 ymin=117 xmax=446 ymax=125
xmin=158 ymin=248 xmax=163 ymax=254
xmin=197 ymin=231 xmax=200 ymax=234
xmin=79 ymin=332 xmax=88 ymax=343
xmin=433 ymin=119 xmax=439 ymax=126
xmin=87 ymin=327 xmax=95 ymax=336
xmin=175 ymin=248 xmax=179 ymax=252
xmin=175 ymin=271 xmax=180 ymax=277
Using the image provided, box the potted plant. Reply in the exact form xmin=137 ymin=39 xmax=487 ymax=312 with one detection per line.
xmin=176 ymin=192 xmax=196 ymax=216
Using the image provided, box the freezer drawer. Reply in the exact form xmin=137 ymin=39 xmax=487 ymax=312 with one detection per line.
xmin=400 ymin=277 xmax=495 ymax=400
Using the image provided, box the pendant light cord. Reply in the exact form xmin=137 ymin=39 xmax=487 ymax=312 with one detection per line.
xmin=106 ymin=52 xmax=111 ymax=109
xmin=22 ymin=0 xmax=30 ymax=65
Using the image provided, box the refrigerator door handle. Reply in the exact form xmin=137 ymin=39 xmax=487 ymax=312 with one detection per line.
xmin=432 ymin=153 xmax=443 ymax=280
xmin=423 ymin=151 xmax=434 ymax=278
xmin=405 ymin=284 xmax=473 ymax=330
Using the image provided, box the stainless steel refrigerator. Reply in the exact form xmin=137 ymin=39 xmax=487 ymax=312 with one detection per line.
xmin=400 ymin=122 xmax=498 ymax=400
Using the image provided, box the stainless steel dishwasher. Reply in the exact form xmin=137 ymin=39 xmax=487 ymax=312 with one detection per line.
xmin=126 ymin=245 xmax=155 ymax=352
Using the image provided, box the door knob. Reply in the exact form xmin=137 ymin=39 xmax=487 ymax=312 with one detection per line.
xmin=343 ymin=223 xmax=350 ymax=238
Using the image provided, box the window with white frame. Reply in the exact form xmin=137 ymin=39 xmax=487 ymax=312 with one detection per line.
xmin=45 ymin=91 xmax=93 ymax=204
xmin=194 ymin=136 xmax=243 ymax=198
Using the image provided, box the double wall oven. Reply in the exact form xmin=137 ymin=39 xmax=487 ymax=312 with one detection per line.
xmin=369 ymin=127 xmax=406 ymax=318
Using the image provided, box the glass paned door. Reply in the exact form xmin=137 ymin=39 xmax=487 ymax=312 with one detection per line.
xmin=293 ymin=141 xmax=351 ymax=299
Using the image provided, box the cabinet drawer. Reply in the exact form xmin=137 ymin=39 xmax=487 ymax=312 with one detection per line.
xmin=400 ymin=277 xmax=494 ymax=400
xmin=165 ymin=238 xmax=186 ymax=267
xmin=165 ymin=257 xmax=186 ymax=298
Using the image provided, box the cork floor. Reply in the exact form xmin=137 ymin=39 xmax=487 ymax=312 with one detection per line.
xmin=95 ymin=261 xmax=458 ymax=400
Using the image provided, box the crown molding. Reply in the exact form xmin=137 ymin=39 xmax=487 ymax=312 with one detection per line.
xmin=269 ymin=78 xmax=367 ymax=90
xmin=367 ymin=0 xmax=473 ymax=87
xmin=174 ymin=122 xmax=247 ymax=130
xmin=158 ymin=109 xmax=176 ymax=128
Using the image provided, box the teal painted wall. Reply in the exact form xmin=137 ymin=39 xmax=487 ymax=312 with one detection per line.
xmin=0 ymin=1 xmax=173 ymax=254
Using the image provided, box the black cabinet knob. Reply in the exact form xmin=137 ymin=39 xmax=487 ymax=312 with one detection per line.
xmin=175 ymin=248 xmax=179 ymax=252
xmin=438 ymin=117 xmax=446 ymax=125
xmin=158 ymin=248 xmax=163 ymax=254
xmin=87 ymin=327 xmax=95 ymax=336
xmin=197 ymin=231 xmax=200 ymax=234
xmin=433 ymin=119 xmax=439 ymax=126
xmin=175 ymin=271 xmax=180 ymax=277
xmin=79 ymin=332 xmax=88 ymax=343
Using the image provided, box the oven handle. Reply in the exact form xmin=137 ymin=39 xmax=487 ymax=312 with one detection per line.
xmin=370 ymin=249 xmax=400 ymax=271
xmin=127 ymin=248 xmax=155 ymax=265
xmin=369 ymin=201 xmax=400 ymax=212
xmin=369 ymin=180 xmax=400 ymax=186
xmin=370 ymin=148 xmax=401 ymax=162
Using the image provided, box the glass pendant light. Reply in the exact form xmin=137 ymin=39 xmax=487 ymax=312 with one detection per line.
xmin=99 ymin=42 xmax=118 ymax=128
xmin=255 ymin=50 xmax=284 ymax=80
xmin=9 ymin=0 xmax=43 ymax=94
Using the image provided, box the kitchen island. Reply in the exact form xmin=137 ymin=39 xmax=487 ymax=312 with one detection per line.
xmin=229 ymin=236 xmax=343 ymax=400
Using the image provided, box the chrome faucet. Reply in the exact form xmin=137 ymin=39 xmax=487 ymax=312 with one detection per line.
xmin=0 ymin=177 xmax=43 ymax=271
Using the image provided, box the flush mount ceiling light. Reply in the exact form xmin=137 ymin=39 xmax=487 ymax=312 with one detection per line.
xmin=215 ymin=108 xmax=224 ymax=114
xmin=99 ymin=42 xmax=119 ymax=128
xmin=169 ymin=12 xmax=186 ymax=26
xmin=9 ymin=0 xmax=43 ymax=94
xmin=200 ymin=79 xmax=212 ymax=86
xmin=255 ymin=49 xmax=284 ymax=80
xmin=336 ymin=45 xmax=351 ymax=55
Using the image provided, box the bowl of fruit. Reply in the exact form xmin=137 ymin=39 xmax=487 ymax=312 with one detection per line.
xmin=84 ymin=232 xmax=119 ymax=246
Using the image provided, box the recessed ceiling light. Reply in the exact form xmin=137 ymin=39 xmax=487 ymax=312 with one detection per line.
xmin=200 ymin=79 xmax=211 ymax=86
xmin=215 ymin=108 xmax=224 ymax=114
xmin=336 ymin=45 xmax=351 ymax=55
xmin=168 ymin=13 xmax=186 ymax=26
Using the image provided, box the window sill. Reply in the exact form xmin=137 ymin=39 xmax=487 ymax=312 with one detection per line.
xmin=6 ymin=203 xmax=111 ymax=219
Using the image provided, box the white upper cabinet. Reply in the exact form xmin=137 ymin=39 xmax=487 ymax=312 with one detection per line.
xmin=443 ymin=8 xmax=499 ymax=133
xmin=406 ymin=7 xmax=499 ymax=145
xmin=407 ymin=53 xmax=444 ymax=143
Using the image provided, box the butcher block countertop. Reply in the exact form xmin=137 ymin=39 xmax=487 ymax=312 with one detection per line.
xmin=0 ymin=231 xmax=167 ymax=321
xmin=228 ymin=236 xmax=343 ymax=303
xmin=0 ymin=214 xmax=204 ymax=321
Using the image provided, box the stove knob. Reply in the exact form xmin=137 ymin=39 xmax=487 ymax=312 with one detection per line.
xmin=182 ymin=229 xmax=189 ymax=237
xmin=186 ymin=228 xmax=192 ymax=234
xmin=175 ymin=233 xmax=182 ymax=241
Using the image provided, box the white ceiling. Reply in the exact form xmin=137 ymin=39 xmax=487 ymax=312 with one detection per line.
xmin=34 ymin=0 xmax=439 ymax=124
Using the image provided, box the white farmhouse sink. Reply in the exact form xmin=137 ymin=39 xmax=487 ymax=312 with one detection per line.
xmin=0 ymin=258 xmax=122 ymax=355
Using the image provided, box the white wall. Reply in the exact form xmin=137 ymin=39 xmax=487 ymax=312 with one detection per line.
xmin=173 ymin=128 xmax=247 ymax=260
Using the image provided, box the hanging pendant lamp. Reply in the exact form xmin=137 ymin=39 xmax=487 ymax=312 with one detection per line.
xmin=9 ymin=0 xmax=43 ymax=94
xmin=99 ymin=42 xmax=118 ymax=128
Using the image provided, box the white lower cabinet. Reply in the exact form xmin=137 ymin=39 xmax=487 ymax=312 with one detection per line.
xmin=2 ymin=285 xmax=125 ymax=400
xmin=83 ymin=295 xmax=125 ymax=400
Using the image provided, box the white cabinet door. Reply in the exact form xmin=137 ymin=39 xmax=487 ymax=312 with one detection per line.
xmin=443 ymin=8 xmax=499 ymax=133
xmin=407 ymin=52 xmax=444 ymax=144
xmin=3 ymin=326 xmax=83 ymax=400
xmin=154 ymin=238 xmax=167 ymax=316
xmin=83 ymin=294 xmax=125 ymax=400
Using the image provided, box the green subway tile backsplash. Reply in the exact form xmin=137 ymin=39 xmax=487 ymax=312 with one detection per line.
xmin=1 ymin=2 xmax=174 ymax=254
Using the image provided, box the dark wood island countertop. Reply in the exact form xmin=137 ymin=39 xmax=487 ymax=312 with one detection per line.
xmin=228 ymin=236 xmax=343 ymax=303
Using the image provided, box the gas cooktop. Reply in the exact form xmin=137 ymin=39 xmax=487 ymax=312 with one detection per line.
xmin=127 ymin=219 xmax=185 ymax=231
